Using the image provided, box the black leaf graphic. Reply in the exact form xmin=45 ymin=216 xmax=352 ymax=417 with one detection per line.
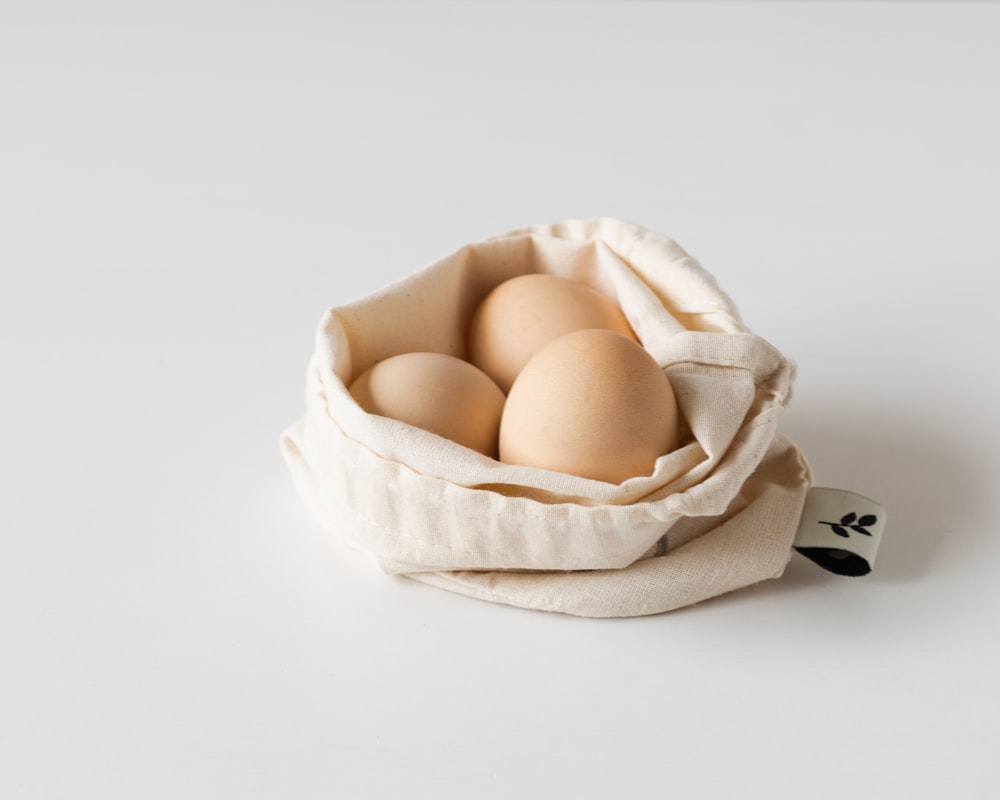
xmin=819 ymin=511 xmax=878 ymax=538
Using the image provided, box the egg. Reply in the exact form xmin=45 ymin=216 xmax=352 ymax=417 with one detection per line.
xmin=498 ymin=329 xmax=679 ymax=483
xmin=467 ymin=273 xmax=638 ymax=393
xmin=349 ymin=352 xmax=506 ymax=457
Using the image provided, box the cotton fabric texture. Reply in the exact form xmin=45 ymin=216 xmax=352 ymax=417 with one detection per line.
xmin=281 ymin=218 xmax=812 ymax=617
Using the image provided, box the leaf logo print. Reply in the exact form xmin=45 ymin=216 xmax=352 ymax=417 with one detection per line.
xmin=819 ymin=512 xmax=878 ymax=538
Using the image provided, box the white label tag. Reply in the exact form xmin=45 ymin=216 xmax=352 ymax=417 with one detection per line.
xmin=793 ymin=487 xmax=887 ymax=576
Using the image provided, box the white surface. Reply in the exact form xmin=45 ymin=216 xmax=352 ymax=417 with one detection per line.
xmin=2 ymin=2 xmax=998 ymax=798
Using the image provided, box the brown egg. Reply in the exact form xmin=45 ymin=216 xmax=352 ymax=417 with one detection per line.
xmin=349 ymin=352 xmax=506 ymax=457
xmin=467 ymin=273 xmax=638 ymax=393
xmin=498 ymin=330 xmax=679 ymax=483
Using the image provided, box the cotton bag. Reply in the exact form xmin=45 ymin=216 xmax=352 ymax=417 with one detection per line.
xmin=282 ymin=218 xmax=880 ymax=617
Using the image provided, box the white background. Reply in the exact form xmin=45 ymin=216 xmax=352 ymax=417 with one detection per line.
xmin=3 ymin=2 xmax=999 ymax=798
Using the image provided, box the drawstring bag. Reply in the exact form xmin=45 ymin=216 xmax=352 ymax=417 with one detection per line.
xmin=281 ymin=218 xmax=884 ymax=617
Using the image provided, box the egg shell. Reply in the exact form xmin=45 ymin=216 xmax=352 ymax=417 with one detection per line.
xmin=467 ymin=273 xmax=638 ymax=393
xmin=349 ymin=352 xmax=506 ymax=458
xmin=499 ymin=329 xmax=679 ymax=484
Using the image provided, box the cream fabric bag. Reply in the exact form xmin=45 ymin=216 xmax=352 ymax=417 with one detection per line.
xmin=281 ymin=218 xmax=812 ymax=617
